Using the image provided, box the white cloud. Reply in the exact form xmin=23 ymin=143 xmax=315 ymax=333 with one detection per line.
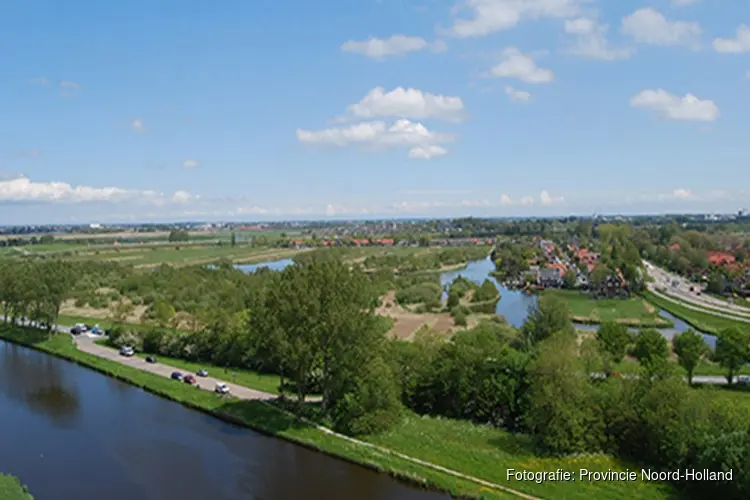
xmin=131 ymin=119 xmax=145 ymax=133
xmin=504 ymin=86 xmax=532 ymax=101
xmin=183 ymin=159 xmax=200 ymax=168
xmin=0 ymin=175 xmax=191 ymax=205
xmin=171 ymin=191 xmax=193 ymax=204
xmin=520 ymin=196 xmax=534 ymax=206
xmin=672 ymin=188 xmax=692 ymax=199
xmin=500 ymin=194 xmax=513 ymax=205
xmin=630 ymin=89 xmax=720 ymax=122
xmin=341 ymin=35 xmax=445 ymax=59
xmin=296 ymin=119 xmax=454 ymax=159
xmin=409 ymin=145 xmax=448 ymax=159
xmin=448 ymin=0 xmax=588 ymax=38
xmin=539 ymin=190 xmax=564 ymax=205
xmin=713 ymin=25 xmax=750 ymax=53
xmin=30 ymin=77 xmax=50 ymax=86
xmin=489 ymin=47 xmax=554 ymax=83
xmin=621 ymin=8 xmax=702 ymax=47
xmin=342 ymin=87 xmax=466 ymax=122
xmin=58 ymin=81 xmax=81 ymax=89
xmin=564 ymin=17 xmax=634 ymax=60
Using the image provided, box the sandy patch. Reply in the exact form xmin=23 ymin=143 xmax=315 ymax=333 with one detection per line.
xmin=60 ymin=299 xmax=147 ymax=324
xmin=377 ymin=291 xmax=456 ymax=340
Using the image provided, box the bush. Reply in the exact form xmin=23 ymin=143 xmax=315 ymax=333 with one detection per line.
xmin=395 ymin=282 xmax=442 ymax=305
xmin=454 ymin=309 xmax=468 ymax=327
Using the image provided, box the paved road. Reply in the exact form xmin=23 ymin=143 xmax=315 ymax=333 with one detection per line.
xmin=74 ymin=334 xmax=277 ymax=400
xmin=643 ymin=261 xmax=750 ymax=321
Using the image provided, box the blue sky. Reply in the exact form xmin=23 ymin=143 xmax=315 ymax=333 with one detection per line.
xmin=1 ymin=0 xmax=749 ymax=224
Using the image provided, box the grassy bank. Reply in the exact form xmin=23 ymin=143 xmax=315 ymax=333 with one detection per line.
xmin=0 ymin=326 xmax=677 ymax=500
xmin=642 ymin=290 xmax=749 ymax=335
xmin=0 ymin=474 xmax=33 ymax=500
xmin=544 ymin=290 xmax=672 ymax=328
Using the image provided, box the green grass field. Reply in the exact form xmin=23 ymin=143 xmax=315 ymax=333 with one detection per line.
xmin=66 ymin=245 xmax=301 ymax=267
xmin=364 ymin=415 xmax=676 ymax=500
xmin=0 ymin=474 xmax=33 ymax=500
xmin=642 ymin=291 xmax=750 ymax=335
xmin=544 ymin=290 xmax=671 ymax=327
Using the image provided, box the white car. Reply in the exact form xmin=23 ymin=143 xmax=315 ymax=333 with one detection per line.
xmin=737 ymin=375 xmax=750 ymax=385
xmin=120 ymin=346 xmax=134 ymax=357
xmin=215 ymin=383 xmax=230 ymax=394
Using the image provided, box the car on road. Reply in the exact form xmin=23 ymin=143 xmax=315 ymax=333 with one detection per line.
xmin=75 ymin=323 xmax=88 ymax=332
xmin=215 ymin=383 xmax=229 ymax=394
xmin=70 ymin=326 xmax=83 ymax=335
xmin=171 ymin=372 xmax=183 ymax=381
xmin=196 ymin=369 xmax=208 ymax=377
xmin=183 ymin=375 xmax=197 ymax=385
xmin=119 ymin=346 xmax=134 ymax=357
xmin=145 ymin=356 xmax=157 ymax=363
xmin=737 ymin=375 xmax=750 ymax=385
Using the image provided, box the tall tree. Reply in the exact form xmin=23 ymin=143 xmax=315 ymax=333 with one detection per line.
xmin=596 ymin=321 xmax=630 ymax=374
xmin=634 ymin=329 xmax=670 ymax=379
xmin=520 ymin=294 xmax=574 ymax=350
xmin=715 ymin=327 xmax=750 ymax=385
xmin=672 ymin=329 xmax=708 ymax=385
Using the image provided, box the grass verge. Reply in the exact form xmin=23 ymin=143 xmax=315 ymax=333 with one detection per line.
xmin=0 ymin=474 xmax=33 ymax=500
xmin=641 ymin=291 xmax=749 ymax=335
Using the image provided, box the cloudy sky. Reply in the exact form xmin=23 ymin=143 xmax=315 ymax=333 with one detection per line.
xmin=1 ymin=0 xmax=749 ymax=224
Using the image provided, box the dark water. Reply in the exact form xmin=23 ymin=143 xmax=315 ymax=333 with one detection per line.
xmin=0 ymin=340 xmax=448 ymax=500
xmin=234 ymin=257 xmax=717 ymax=347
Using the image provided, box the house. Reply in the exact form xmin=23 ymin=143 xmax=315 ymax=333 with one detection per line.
xmin=538 ymin=264 xmax=566 ymax=288
xmin=375 ymin=238 xmax=394 ymax=246
xmin=707 ymin=251 xmax=736 ymax=267
xmin=592 ymin=269 xmax=629 ymax=298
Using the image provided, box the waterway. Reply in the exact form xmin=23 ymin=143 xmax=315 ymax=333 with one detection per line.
xmin=0 ymin=339 xmax=447 ymax=500
xmin=236 ymin=257 xmax=717 ymax=348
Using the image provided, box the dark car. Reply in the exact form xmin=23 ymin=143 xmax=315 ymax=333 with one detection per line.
xmin=145 ymin=356 xmax=157 ymax=363
xmin=183 ymin=375 xmax=197 ymax=385
xmin=171 ymin=372 xmax=183 ymax=381
xmin=196 ymin=369 xmax=208 ymax=377
xmin=70 ymin=326 xmax=82 ymax=335
xmin=84 ymin=324 xmax=93 ymax=331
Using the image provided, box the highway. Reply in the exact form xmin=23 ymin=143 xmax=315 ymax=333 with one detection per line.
xmin=643 ymin=260 xmax=750 ymax=322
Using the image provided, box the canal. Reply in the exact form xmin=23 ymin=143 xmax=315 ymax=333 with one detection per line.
xmin=237 ymin=257 xmax=716 ymax=348
xmin=0 ymin=340 xmax=448 ymax=500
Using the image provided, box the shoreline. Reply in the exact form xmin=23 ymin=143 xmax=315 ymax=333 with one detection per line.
xmin=0 ymin=327 xmax=518 ymax=500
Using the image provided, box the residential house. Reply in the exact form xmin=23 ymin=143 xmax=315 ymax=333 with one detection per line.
xmin=538 ymin=263 xmax=567 ymax=288
xmin=592 ymin=268 xmax=629 ymax=298
xmin=707 ymin=251 xmax=736 ymax=267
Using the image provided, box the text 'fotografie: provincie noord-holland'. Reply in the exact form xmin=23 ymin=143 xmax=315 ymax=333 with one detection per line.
xmin=507 ymin=468 xmax=733 ymax=484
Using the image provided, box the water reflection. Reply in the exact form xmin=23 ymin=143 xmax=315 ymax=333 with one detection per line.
xmin=0 ymin=343 xmax=80 ymax=427
xmin=0 ymin=340 xmax=447 ymax=500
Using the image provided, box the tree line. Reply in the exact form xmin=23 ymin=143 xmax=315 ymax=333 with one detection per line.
xmin=3 ymin=257 xmax=750 ymax=498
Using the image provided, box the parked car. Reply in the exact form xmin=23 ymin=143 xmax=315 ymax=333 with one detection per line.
xmin=145 ymin=356 xmax=157 ymax=363
xmin=183 ymin=375 xmax=197 ymax=385
xmin=171 ymin=372 xmax=183 ymax=381
xmin=84 ymin=324 xmax=93 ymax=331
xmin=119 ymin=346 xmax=134 ymax=357
xmin=737 ymin=375 xmax=750 ymax=385
xmin=70 ymin=326 xmax=82 ymax=335
xmin=196 ymin=369 xmax=208 ymax=377
xmin=75 ymin=323 xmax=88 ymax=332
xmin=215 ymin=383 xmax=229 ymax=394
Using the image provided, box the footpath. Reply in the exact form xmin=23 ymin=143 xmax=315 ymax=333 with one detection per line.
xmin=70 ymin=333 xmax=538 ymax=499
